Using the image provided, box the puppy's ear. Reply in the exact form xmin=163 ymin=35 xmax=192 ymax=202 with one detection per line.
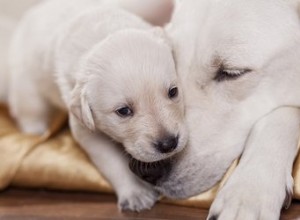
xmin=150 ymin=27 xmax=172 ymax=48
xmin=70 ymin=83 xmax=95 ymax=131
xmin=150 ymin=27 xmax=178 ymax=69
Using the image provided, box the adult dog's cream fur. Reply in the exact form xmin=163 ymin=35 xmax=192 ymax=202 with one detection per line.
xmin=150 ymin=0 xmax=300 ymax=219
xmin=7 ymin=0 xmax=187 ymax=211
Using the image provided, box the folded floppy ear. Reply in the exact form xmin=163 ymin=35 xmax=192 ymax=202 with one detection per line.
xmin=150 ymin=27 xmax=178 ymax=68
xmin=70 ymin=83 xmax=95 ymax=131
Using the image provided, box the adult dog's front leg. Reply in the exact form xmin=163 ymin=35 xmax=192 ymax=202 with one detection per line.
xmin=69 ymin=116 xmax=159 ymax=212
xmin=208 ymin=107 xmax=300 ymax=220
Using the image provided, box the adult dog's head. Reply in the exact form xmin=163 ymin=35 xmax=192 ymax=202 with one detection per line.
xmin=70 ymin=28 xmax=188 ymax=163
xmin=130 ymin=0 xmax=300 ymax=198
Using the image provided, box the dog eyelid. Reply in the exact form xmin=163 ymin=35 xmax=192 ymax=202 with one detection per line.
xmin=214 ymin=66 xmax=251 ymax=82
xmin=223 ymin=69 xmax=247 ymax=75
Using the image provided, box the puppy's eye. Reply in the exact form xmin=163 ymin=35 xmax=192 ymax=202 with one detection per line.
xmin=168 ymin=86 xmax=178 ymax=99
xmin=214 ymin=67 xmax=251 ymax=82
xmin=116 ymin=107 xmax=133 ymax=117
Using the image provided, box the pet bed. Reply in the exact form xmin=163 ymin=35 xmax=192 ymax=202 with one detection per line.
xmin=0 ymin=104 xmax=299 ymax=208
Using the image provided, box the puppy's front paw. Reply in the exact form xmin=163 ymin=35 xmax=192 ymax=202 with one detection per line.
xmin=118 ymin=183 xmax=159 ymax=212
xmin=207 ymin=172 xmax=292 ymax=220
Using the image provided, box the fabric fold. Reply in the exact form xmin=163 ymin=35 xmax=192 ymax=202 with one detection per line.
xmin=0 ymin=103 xmax=299 ymax=208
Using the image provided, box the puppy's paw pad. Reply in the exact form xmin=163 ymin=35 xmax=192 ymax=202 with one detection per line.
xmin=207 ymin=215 xmax=218 ymax=220
xmin=119 ymin=200 xmax=132 ymax=211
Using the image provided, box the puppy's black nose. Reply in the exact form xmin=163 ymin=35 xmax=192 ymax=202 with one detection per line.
xmin=129 ymin=158 xmax=171 ymax=185
xmin=154 ymin=135 xmax=179 ymax=153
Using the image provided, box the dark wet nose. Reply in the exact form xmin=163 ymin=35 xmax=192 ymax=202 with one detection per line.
xmin=154 ymin=135 xmax=179 ymax=153
xmin=129 ymin=158 xmax=171 ymax=185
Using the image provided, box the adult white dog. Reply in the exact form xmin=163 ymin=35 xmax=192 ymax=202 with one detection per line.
xmin=130 ymin=0 xmax=300 ymax=219
xmin=7 ymin=0 xmax=188 ymax=212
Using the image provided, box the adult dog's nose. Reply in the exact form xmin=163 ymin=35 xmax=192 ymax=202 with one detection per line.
xmin=154 ymin=135 xmax=179 ymax=153
xmin=129 ymin=158 xmax=171 ymax=185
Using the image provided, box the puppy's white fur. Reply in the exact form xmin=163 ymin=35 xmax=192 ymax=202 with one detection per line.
xmin=154 ymin=0 xmax=300 ymax=219
xmin=8 ymin=0 xmax=187 ymax=211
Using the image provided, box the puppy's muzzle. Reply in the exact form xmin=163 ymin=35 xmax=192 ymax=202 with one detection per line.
xmin=129 ymin=157 xmax=171 ymax=185
xmin=154 ymin=135 xmax=179 ymax=153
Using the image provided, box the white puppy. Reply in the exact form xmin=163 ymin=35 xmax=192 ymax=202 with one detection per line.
xmin=8 ymin=0 xmax=187 ymax=211
xmin=129 ymin=0 xmax=300 ymax=219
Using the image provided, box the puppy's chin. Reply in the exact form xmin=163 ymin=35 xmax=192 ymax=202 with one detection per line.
xmin=128 ymin=156 xmax=173 ymax=186
xmin=128 ymin=153 xmax=200 ymax=199
xmin=126 ymin=145 xmax=184 ymax=163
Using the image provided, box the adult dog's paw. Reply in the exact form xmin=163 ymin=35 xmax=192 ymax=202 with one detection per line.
xmin=207 ymin=173 xmax=293 ymax=220
xmin=118 ymin=184 xmax=159 ymax=212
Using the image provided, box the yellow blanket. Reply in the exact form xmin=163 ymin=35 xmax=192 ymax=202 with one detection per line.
xmin=1 ymin=104 xmax=299 ymax=208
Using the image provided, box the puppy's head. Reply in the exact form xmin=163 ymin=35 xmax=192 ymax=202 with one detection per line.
xmin=70 ymin=28 xmax=188 ymax=162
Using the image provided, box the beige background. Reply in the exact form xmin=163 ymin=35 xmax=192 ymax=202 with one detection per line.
xmin=0 ymin=0 xmax=39 ymax=18
xmin=0 ymin=0 xmax=40 ymax=102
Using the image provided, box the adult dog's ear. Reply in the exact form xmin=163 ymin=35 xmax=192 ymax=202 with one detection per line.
xmin=70 ymin=83 xmax=95 ymax=131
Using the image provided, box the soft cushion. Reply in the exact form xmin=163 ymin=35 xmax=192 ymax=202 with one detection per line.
xmin=0 ymin=104 xmax=299 ymax=208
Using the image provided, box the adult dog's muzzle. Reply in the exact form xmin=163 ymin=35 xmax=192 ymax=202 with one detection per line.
xmin=129 ymin=157 xmax=172 ymax=185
